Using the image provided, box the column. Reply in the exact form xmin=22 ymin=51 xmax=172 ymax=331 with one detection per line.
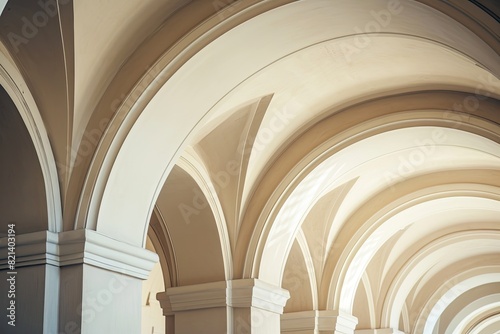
xmin=157 ymin=278 xmax=290 ymax=333
xmin=0 ymin=229 xmax=158 ymax=334
xmin=281 ymin=310 xmax=358 ymax=334
xmin=229 ymin=279 xmax=290 ymax=333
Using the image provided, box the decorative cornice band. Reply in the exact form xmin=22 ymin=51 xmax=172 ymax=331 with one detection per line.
xmin=0 ymin=230 xmax=158 ymax=279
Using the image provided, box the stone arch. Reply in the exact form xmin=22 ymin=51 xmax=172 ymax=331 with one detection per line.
xmin=334 ymin=190 xmax=500 ymax=314
xmin=256 ymin=125 xmax=500 ymax=288
xmin=75 ymin=0 xmax=499 ymax=250
xmin=412 ymin=265 xmax=500 ymax=334
xmin=382 ymin=231 xmax=500 ymax=329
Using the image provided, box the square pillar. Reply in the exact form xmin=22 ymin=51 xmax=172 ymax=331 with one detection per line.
xmin=158 ymin=278 xmax=290 ymax=333
xmin=229 ymin=279 xmax=290 ymax=333
xmin=0 ymin=230 xmax=158 ymax=334
xmin=57 ymin=230 xmax=158 ymax=334
xmin=159 ymin=281 xmax=229 ymax=334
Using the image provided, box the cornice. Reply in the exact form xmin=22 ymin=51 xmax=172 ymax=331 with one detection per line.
xmin=0 ymin=229 xmax=158 ymax=279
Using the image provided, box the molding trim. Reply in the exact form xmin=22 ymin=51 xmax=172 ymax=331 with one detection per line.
xmin=0 ymin=230 xmax=158 ymax=279
xmin=157 ymin=291 xmax=174 ymax=316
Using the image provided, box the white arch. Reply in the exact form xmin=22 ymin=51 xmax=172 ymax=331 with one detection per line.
xmin=85 ymin=0 xmax=500 ymax=247
xmin=360 ymin=272 xmax=377 ymax=329
xmin=445 ymin=293 xmax=500 ymax=334
xmin=416 ymin=275 xmax=500 ymax=334
xmin=177 ymin=150 xmax=233 ymax=280
xmin=412 ymin=265 xmax=500 ymax=334
xmin=338 ymin=197 xmax=500 ymax=314
xmin=383 ymin=231 xmax=500 ymax=329
xmin=260 ymin=125 xmax=500 ymax=286
xmin=468 ymin=313 xmax=500 ymax=334
xmin=296 ymin=229 xmax=319 ymax=309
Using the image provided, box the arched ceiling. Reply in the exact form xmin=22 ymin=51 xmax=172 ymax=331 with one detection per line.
xmin=1 ymin=1 xmax=499 ymax=333
xmin=85 ymin=0 xmax=499 ymax=247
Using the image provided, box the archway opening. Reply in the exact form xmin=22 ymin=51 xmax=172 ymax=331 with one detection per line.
xmin=0 ymin=85 xmax=47 ymax=235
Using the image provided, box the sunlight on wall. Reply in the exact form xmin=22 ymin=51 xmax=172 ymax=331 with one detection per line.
xmin=142 ymin=238 xmax=165 ymax=334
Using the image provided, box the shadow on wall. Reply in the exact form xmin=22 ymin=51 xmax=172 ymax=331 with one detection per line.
xmin=0 ymin=85 xmax=47 ymax=236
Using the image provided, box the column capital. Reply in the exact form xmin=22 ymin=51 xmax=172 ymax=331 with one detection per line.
xmin=228 ymin=278 xmax=290 ymax=313
xmin=282 ymin=310 xmax=358 ymax=333
xmin=355 ymin=329 xmax=406 ymax=334
xmin=157 ymin=278 xmax=290 ymax=315
xmin=0 ymin=229 xmax=158 ymax=279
